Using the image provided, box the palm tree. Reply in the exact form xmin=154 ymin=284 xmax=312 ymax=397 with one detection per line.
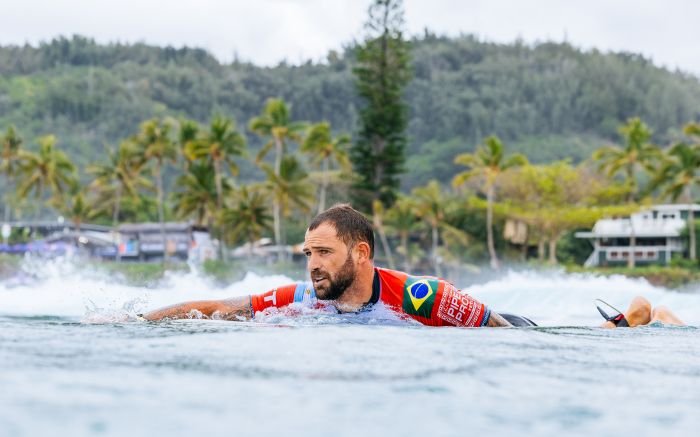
xmin=88 ymin=141 xmax=151 ymax=228
xmin=17 ymin=135 xmax=77 ymax=208
xmin=261 ymin=155 xmax=314 ymax=258
xmin=219 ymin=185 xmax=272 ymax=255
xmin=386 ymin=196 xmax=419 ymax=272
xmin=593 ymin=118 xmax=661 ymax=202
xmin=172 ymin=161 xmax=221 ymax=227
xmin=453 ymin=136 xmax=527 ymax=269
xmin=177 ymin=118 xmax=199 ymax=172
xmin=184 ymin=116 xmax=245 ymax=260
xmin=413 ymin=181 xmax=445 ymax=275
xmin=1 ymin=125 xmax=23 ymax=222
xmin=250 ymin=98 xmax=306 ymax=252
xmin=301 ymin=122 xmax=351 ymax=213
xmin=650 ymin=141 xmax=700 ymax=261
xmin=411 ymin=180 xmax=470 ymax=276
xmin=64 ymin=188 xmax=93 ymax=236
xmin=186 ymin=115 xmax=246 ymax=211
xmin=593 ymin=118 xmax=661 ymax=267
xmin=136 ymin=118 xmax=178 ymax=263
xmin=683 ymin=122 xmax=700 ymax=143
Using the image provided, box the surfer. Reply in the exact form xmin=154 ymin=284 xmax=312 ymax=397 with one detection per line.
xmin=144 ymin=204 xmax=521 ymax=327
xmin=596 ymin=296 xmax=686 ymax=327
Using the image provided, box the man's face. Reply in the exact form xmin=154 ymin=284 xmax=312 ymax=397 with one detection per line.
xmin=303 ymin=222 xmax=357 ymax=300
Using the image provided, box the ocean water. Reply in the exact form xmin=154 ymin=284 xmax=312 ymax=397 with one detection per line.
xmin=1 ymin=259 xmax=699 ymax=437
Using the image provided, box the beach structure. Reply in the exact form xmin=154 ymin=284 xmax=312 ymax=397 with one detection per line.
xmin=0 ymin=220 xmax=217 ymax=262
xmin=576 ymin=204 xmax=700 ymax=267
xmin=0 ymin=220 xmax=113 ymax=257
xmin=116 ymin=222 xmax=215 ymax=262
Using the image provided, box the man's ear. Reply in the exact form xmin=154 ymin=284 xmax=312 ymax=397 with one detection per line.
xmin=355 ymin=241 xmax=371 ymax=262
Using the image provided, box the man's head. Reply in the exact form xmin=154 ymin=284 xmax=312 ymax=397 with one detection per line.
xmin=303 ymin=204 xmax=375 ymax=300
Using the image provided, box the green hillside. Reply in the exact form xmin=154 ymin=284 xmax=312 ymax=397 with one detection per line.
xmin=1 ymin=34 xmax=699 ymax=189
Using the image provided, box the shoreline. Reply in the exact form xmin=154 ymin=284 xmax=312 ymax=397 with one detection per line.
xmin=1 ymin=254 xmax=699 ymax=290
xmin=565 ymin=265 xmax=700 ymax=289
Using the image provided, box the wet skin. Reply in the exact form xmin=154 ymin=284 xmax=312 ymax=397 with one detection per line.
xmin=601 ymin=296 xmax=686 ymax=328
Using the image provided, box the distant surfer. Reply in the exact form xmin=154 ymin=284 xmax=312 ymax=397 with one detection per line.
xmin=596 ymin=296 xmax=686 ymax=328
xmin=143 ymin=204 xmax=685 ymax=328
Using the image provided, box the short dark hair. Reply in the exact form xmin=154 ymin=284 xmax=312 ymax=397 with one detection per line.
xmin=308 ymin=204 xmax=374 ymax=259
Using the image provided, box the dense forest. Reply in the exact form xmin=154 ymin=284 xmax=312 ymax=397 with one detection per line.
xmin=1 ymin=33 xmax=699 ymax=190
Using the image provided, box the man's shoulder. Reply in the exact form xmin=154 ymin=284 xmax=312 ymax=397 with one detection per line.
xmin=376 ymin=267 xmax=444 ymax=283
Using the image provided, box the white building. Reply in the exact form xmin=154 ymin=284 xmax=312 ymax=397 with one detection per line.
xmin=575 ymin=204 xmax=700 ymax=267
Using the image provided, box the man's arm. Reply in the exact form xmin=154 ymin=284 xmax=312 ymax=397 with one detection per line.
xmin=142 ymin=296 xmax=252 ymax=321
xmin=485 ymin=310 xmax=513 ymax=327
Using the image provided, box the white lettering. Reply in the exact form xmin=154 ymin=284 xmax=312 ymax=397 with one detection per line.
xmin=264 ymin=290 xmax=277 ymax=305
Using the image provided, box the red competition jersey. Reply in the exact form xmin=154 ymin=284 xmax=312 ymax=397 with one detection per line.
xmin=250 ymin=267 xmax=491 ymax=327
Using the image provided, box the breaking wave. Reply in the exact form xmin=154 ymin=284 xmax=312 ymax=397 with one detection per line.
xmin=1 ymin=257 xmax=698 ymax=326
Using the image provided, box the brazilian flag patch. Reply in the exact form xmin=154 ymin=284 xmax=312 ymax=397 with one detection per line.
xmin=402 ymin=276 xmax=438 ymax=318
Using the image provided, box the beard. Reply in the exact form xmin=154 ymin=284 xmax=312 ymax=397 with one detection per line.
xmin=312 ymin=251 xmax=356 ymax=301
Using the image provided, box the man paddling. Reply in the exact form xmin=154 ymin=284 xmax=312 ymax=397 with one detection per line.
xmin=144 ymin=204 xmax=685 ymax=328
xmin=144 ymin=204 xmax=518 ymax=326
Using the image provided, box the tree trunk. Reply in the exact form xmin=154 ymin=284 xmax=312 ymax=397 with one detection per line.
xmin=214 ymin=159 xmax=223 ymax=211
xmin=486 ymin=184 xmax=500 ymax=269
xmin=274 ymin=137 xmax=283 ymax=262
xmin=155 ymin=160 xmax=168 ymax=264
xmin=548 ymin=236 xmax=558 ymax=264
xmin=688 ymin=200 xmax=697 ymax=261
xmin=3 ymin=175 xmax=11 ymax=222
xmin=273 ymin=198 xmax=282 ymax=262
xmin=214 ymin=159 xmax=226 ymax=261
xmin=400 ymin=231 xmax=410 ymax=272
xmin=432 ymin=224 xmax=442 ymax=277
xmin=626 ymin=164 xmax=637 ymax=203
xmin=318 ymin=156 xmax=329 ymax=214
xmin=274 ymin=138 xmax=283 ymax=177
xmin=280 ymin=211 xmax=287 ymax=259
xmin=113 ymin=185 xmax=122 ymax=262
xmin=538 ymin=236 xmax=546 ymax=262
xmin=628 ymin=218 xmax=636 ymax=268
xmin=112 ymin=185 xmax=122 ymax=228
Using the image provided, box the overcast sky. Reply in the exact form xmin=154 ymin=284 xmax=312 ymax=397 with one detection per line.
xmin=1 ymin=0 xmax=698 ymax=76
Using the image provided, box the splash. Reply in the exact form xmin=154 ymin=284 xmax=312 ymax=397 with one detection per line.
xmin=252 ymin=300 xmax=417 ymax=327
xmin=1 ymin=256 xmax=698 ymax=326
xmin=0 ymin=256 xmax=294 ymax=320
xmin=82 ymin=297 xmax=147 ymax=324
xmin=467 ymin=269 xmax=700 ymax=326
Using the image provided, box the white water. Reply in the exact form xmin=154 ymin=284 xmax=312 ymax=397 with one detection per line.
xmin=2 ymin=257 xmax=700 ymax=437
xmin=0 ymin=257 xmax=698 ymax=326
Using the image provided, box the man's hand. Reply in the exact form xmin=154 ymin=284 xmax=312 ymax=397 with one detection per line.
xmin=142 ymin=296 xmax=252 ymax=321
xmin=486 ymin=311 xmax=513 ymax=327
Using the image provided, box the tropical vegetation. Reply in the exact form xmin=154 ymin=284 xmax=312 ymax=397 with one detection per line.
xmin=0 ymin=0 xmax=699 ymax=273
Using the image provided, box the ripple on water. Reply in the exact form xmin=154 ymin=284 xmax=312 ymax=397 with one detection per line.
xmin=2 ymin=263 xmax=700 ymax=436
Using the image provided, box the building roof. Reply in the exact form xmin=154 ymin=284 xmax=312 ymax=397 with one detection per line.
xmin=7 ymin=221 xmax=112 ymax=233
xmin=118 ymin=222 xmax=195 ymax=233
xmin=652 ymin=204 xmax=700 ymax=212
xmin=44 ymin=230 xmax=115 ymax=246
xmin=576 ymin=204 xmax=698 ymax=239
